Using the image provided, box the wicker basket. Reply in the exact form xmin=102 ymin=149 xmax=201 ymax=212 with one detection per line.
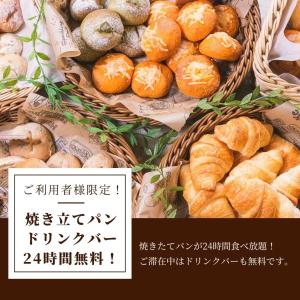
xmin=253 ymin=0 xmax=300 ymax=102
xmin=160 ymin=106 xmax=266 ymax=168
xmin=65 ymin=0 xmax=261 ymax=126
xmin=0 ymin=98 xmax=142 ymax=184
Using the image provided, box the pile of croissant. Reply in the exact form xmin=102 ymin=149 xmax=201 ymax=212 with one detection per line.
xmin=180 ymin=116 xmax=300 ymax=218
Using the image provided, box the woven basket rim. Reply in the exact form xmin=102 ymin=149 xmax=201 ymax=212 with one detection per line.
xmin=160 ymin=106 xmax=267 ymax=169
xmin=0 ymin=98 xmax=142 ymax=184
xmin=65 ymin=0 xmax=261 ymax=126
xmin=253 ymin=0 xmax=300 ymax=101
xmin=0 ymin=86 xmax=39 ymax=102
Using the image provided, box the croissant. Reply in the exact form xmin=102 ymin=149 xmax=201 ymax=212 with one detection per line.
xmin=189 ymin=134 xmax=234 ymax=190
xmin=214 ymin=116 xmax=273 ymax=157
xmin=271 ymin=165 xmax=300 ymax=206
xmin=226 ymin=150 xmax=283 ymax=183
xmin=180 ymin=164 xmax=235 ymax=218
xmin=264 ymin=134 xmax=300 ymax=173
xmin=224 ymin=177 xmax=279 ymax=218
xmin=277 ymin=193 xmax=300 ymax=218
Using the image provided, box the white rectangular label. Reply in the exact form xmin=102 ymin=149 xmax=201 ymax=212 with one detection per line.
xmin=8 ymin=168 xmax=132 ymax=279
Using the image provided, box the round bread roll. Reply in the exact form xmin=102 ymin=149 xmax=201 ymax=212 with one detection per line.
xmin=47 ymin=151 xmax=82 ymax=168
xmin=114 ymin=25 xmax=146 ymax=57
xmin=148 ymin=1 xmax=179 ymax=25
xmin=214 ymin=4 xmax=239 ymax=37
xmin=284 ymin=29 xmax=300 ymax=43
xmin=177 ymin=0 xmax=217 ymax=42
xmin=83 ymin=151 xmax=114 ymax=168
xmin=81 ymin=9 xmax=124 ymax=51
xmin=92 ymin=53 xmax=134 ymax=93
xmin=0 ymin=0 xmax=24 ymax=33
xmin=132 ymin=61 xmax=173 ymax=98
xmin=72 ymin=27 xmax=105 ymax=63
xmin=166 ymin=40 xmax=198 ymax=72
xmin=9 ymin=123 xmax=55 ymax=161
xmin=270 ymin=60 xmax=300 ymax=78
xmin=0 ymin=33 xmax=22 ymax=55
xmin=199 ymin=32 xmax=242 ymax=61
xmin=290 ymin=0 xmax=300 ymax=30
xmin=70 ymin=0 xmax=104 ymax=21
xmin=0 ymin=54 xmax=27 ymax=79
xmin=14 ymin=158 xmax=48 ymax=168
xmin=175 ymin=54 xmax=220 ymax=98
xmin=107 ymin=0 xmax=150 ymax=25
xmin=141 ymin=17 xmax=181 ymax=62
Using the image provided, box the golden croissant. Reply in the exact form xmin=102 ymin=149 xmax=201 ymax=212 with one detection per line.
xmin=189 ymin=134 xmax=234 ymax=190
xmin=226 ymin=150 xmax=283 ymax=183
xmin=214 ymin=116 xmax=273 ymax=157
xmin=277 ymin=193 xmax=300 ymax=218
xmin=264 ymin=134 xmax=300 ymax=173
xmin=224 ymin=177 xmax=279 ymax=218
xmin=180 ymin=164 xmax=235 ymax=218
xmin=271 ymin=165 xmax=300 ymax=206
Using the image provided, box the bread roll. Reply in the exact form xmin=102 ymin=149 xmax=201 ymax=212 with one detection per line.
xmin=0 ymin=54 xmax=27 ymax=79
xmin=0 ymin=0 xmax=24 ymax=33
xmin=199 ymin=32 xmax=242 ymax=61
xmin=70 ymin=0 xmax=104 ymax=21
xmin=141 ymin=17 xmax=181 ymax=62
xmin=148 ymin=1 xmax=179 ymax=25
xmin=83 ymin=151 xmax=114 ymax=168
xmin=0 ymin=33 xmax=22 ymax=55
xmin=14 ymin=158 xmax=48 ymax=168
xmin=72 ymin=27 xmax=105 ymax=63
xmin=92 ymin=53 xmax=134 ymax=94
xmin=175 ymin=54 xmax=220 ymax=98
xmin=114 ymin=25 xmax=145 ymax=57
xmin=214 ymin=4 xmax=239 ymax=37
xmin=107 ymin=0 xmax=150 ymax=25
xmin=47 ymin=151 xmax=82 ymax=168
xmin=80 ymin=9 xmax=124 ymax=51
xmin=290 ymin=0 xmax=300 ymax=30
xmin=131 ymin=61 xmax=173 ymax=98
xmin=166 ymin=39 xmax=198 ymax=72
xmin=177 ymin=0 xmax=217 ymax=42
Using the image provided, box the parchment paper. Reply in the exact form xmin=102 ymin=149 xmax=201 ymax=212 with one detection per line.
xmin=42 ymin=0 xmax=253 ymax=131
xmin=16 ymin=0 xmax=64 ymax=88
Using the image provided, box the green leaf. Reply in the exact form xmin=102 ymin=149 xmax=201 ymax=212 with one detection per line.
xmin=3 ymin=66 xmax=11 ymax=79
xmin=211 ymin=91 xmax=224 ymax=104
xmin=105 ymin=119 xmax=118 ymax=133
xmin=5 ymin=79 xmax=17 ymax=87
xmin=146 ymin=128 xmax=161 ymax=138
xmin=197 ymin=100 xmax=214 ymax=110
xmin=99 ymin=133 xmax=108 ymax=143
xmin=224 ymin=100 xmax=241 ymax=107
xmin=251 ymin=86 xmax=261 ymax=99
xmin=37 ymin=52 xmax=50 ymax=61
xmin=33 ymin=66 xmax=42 ymax=80
xmin=268 ymin=89 xmax=282 ymax=98
xmin=150 ymin=174 xmax=161 ymax=184
xmin=240 ymin=93 xmax=252 ymax=105
xmin=167 ymin=209 xmax=177 ymax=218
xmin=117 ymin=123 xmax=135 ymax=133
xmin=225 ymin=93 xmax=236 ymax=103
xmin=132 ymin=165 xmax=144 ymax=172
xmin=128 ymin=133 xmax=137 ymax=147
xmin=31 ymin=29 xmax=38 ymax=41
xmin=88 ymin=127 xmax=103 ymax=134
xmin=69 ymin=95 xmax=83 ymax=105
xmin=153 ymin=188 xmax=164 ymax=199
xmin=64 ymin=111 xmax=75 ymax=122
xmin=60 ymin=84 xmax=76 ymax=91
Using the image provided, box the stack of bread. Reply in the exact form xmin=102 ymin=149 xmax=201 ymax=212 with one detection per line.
xmin=0 ymin=122 xmax=115 ymax=187
xmin=65 ymin=0 xmax=242 ymax=99
xmin=270 ymin=0 xmax=300 ymax=77
xmin=0 ymin=0 xmax=27 ymax=80
xmin=180 ymin=116 xmax=300 ymax=218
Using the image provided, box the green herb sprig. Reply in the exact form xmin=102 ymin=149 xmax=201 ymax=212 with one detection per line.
xmin=196 ymin=87 xmax=286 ymax=115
